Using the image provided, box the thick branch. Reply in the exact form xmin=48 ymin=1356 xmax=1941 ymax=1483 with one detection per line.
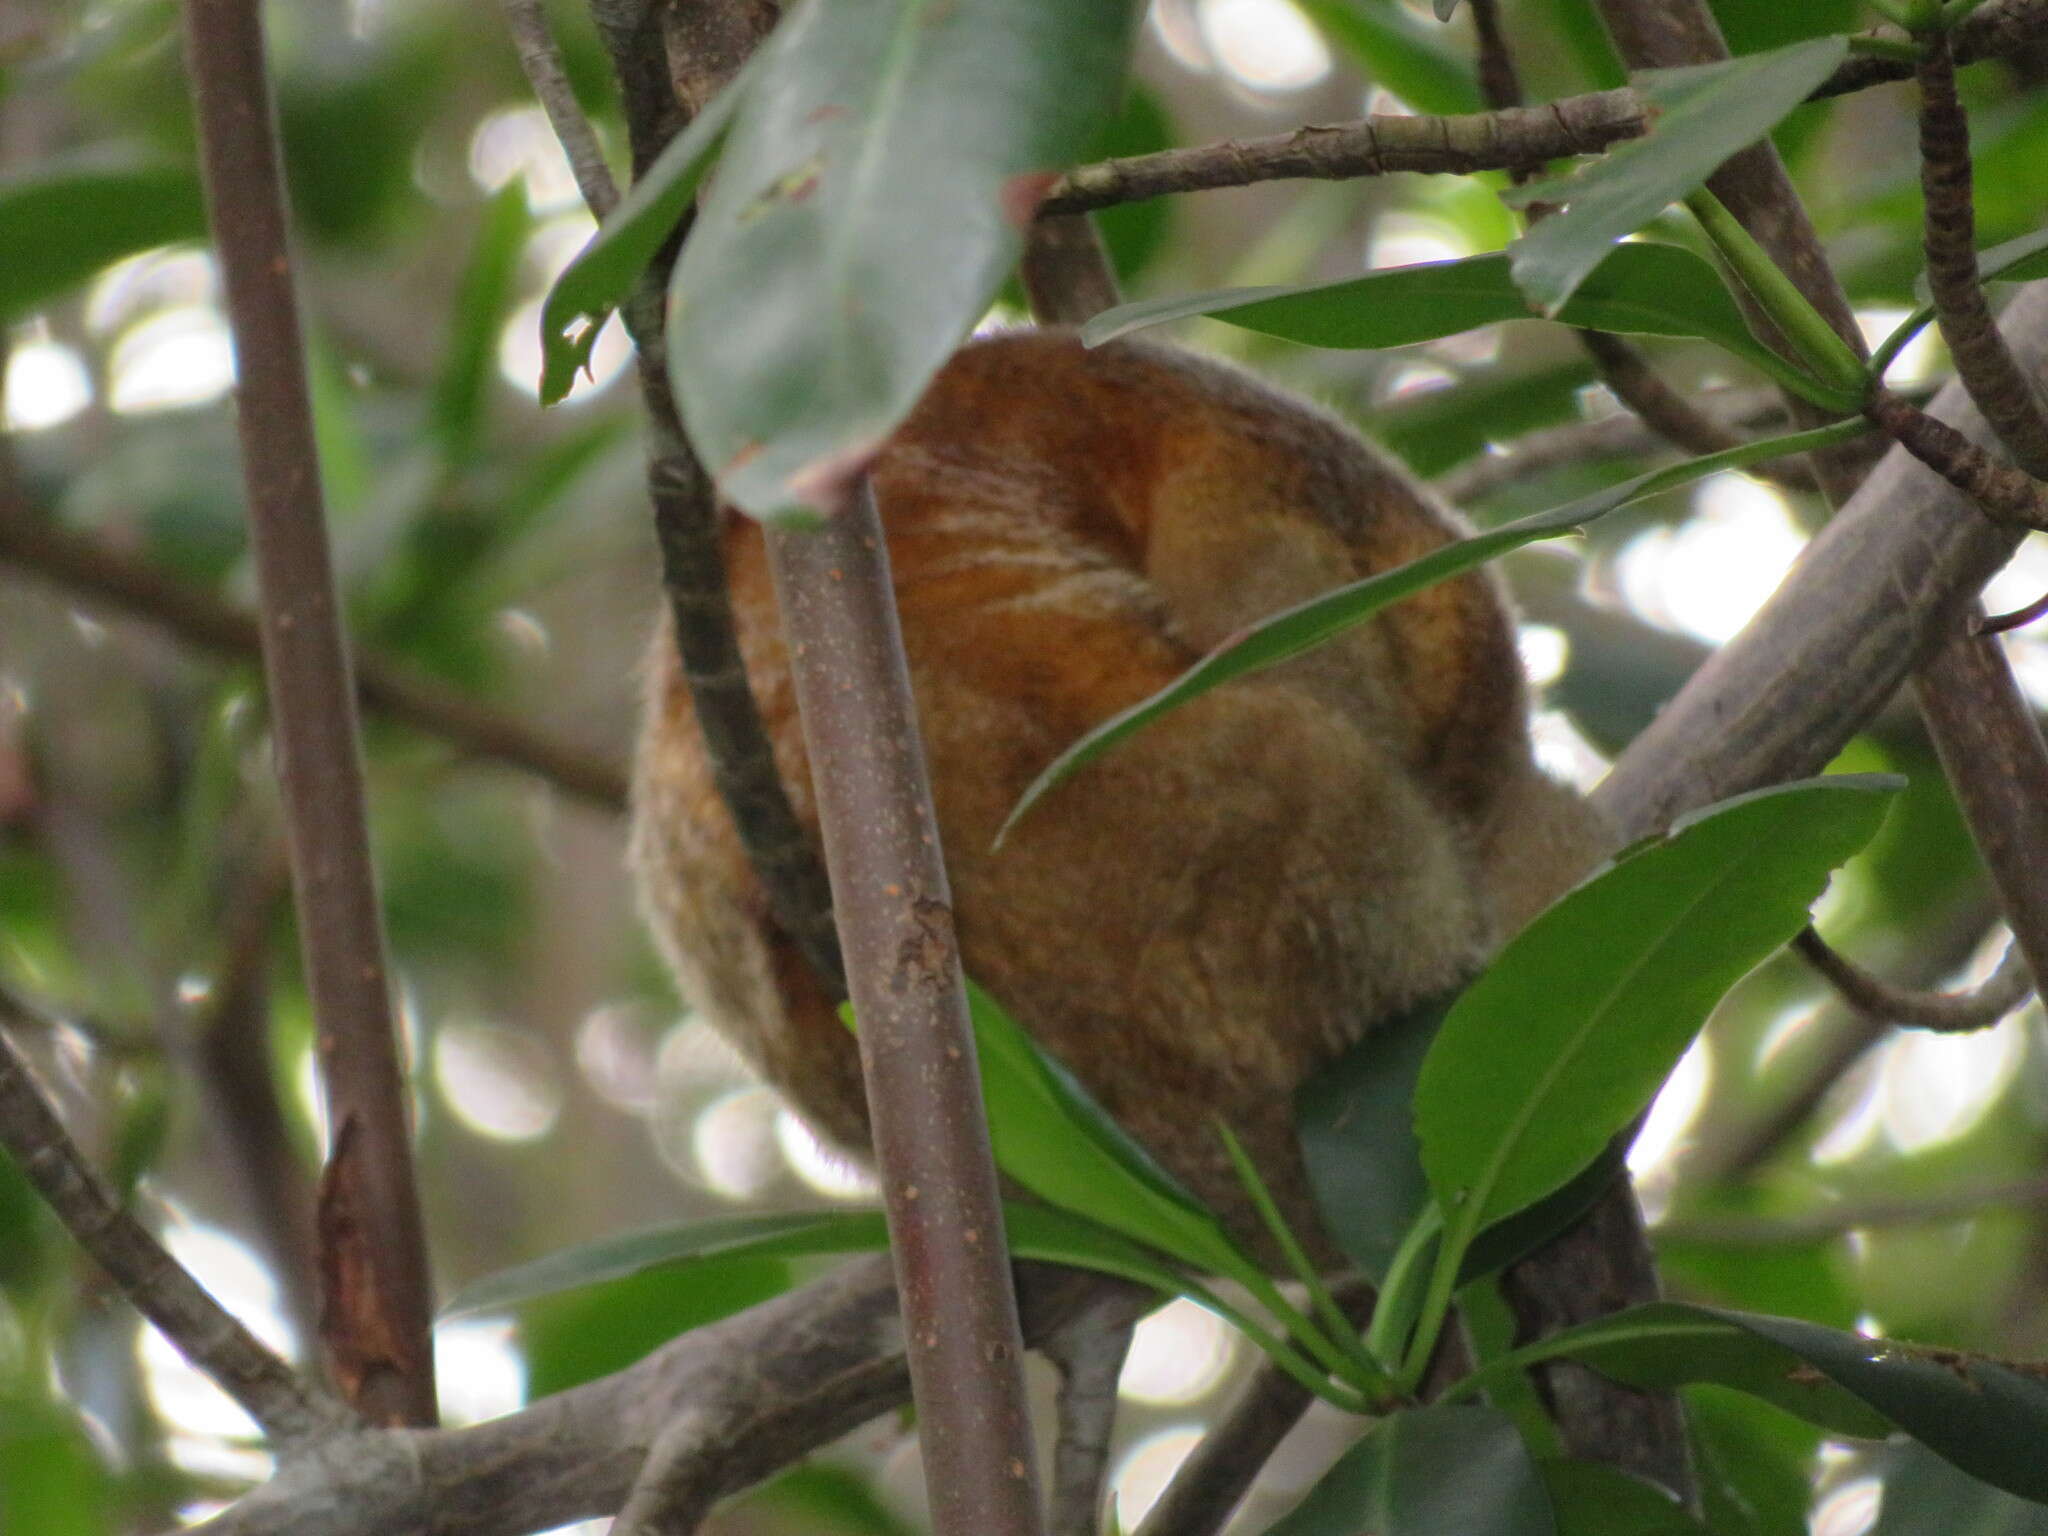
xmin=0 ymin=988 xmax=348 ymax=1446
xmin=1595 ymin=284 xmax=2048 ymax=836
xmin=0 ymin=498 xmax=629 ymax=812
xmin=180 ymin=0 xmax=435 ymax=1426
xmin=765 ymin=483 xmax=1042 ymax=1536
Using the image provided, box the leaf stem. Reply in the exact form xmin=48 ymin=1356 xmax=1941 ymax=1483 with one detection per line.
xmin=1685 ymin=188 xmax=1870 ymax=397
xmin=1365 ymin=1205 xmax=1442 ymax=1367
xmin=1215 ymin=1122 xmax=1393 ymax=1399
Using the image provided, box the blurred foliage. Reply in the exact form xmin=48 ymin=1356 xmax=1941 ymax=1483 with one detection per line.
xmin=1 ymin=0 xmax=2046 ymax=1531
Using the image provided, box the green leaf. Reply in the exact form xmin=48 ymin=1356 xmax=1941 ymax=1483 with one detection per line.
xmin=0 ymin=1391 xmax=113 ymax=1536
xmin=1290 ymin=0 xmax=1481 ymax=114
xmin=535 ymin=53 xmax=757 ymax=405
xmin=1265 ymin=1404 xmax=1555 ymax=1536
xmin=666 ymin=0 xmax=1139 ymax=520
xmin=519 ymin=1258 xmax=796 ymax=1397
xmin=960 ymin=981 xmax=1245 ymax=1277
xmin=1079 ymin=243 xmax=1845 ymax=405
xmin=1539 ymin=1462 xmax=1711 ymax=1536
xmin=1415 ymin=777 xmax=1896 ymax=1241
xmin=440 ymin=1210 xmax=890 ymax=1317
xmin=998 ymin=416 xmax=1869 ymax=844
xmin=1883 ymin=223 xmax=2048 ymax=377
xmin=1296 ymin=999 xmax=1447 ymax=1281
xmin=1541 ymin=1301 xmax=2048 ymax=1506
xmin=0 ymin=159 xmax=205 ymax=324
xmin=1505 ymin=36 xmax=1849 ymax=314
xmin=1871 ymin=1441 xmax=2048 ymax=1536
xmin=431 ymin=186 xmax=530 ymax=465
xmin=1508 ymin=1303 xmax=1890 ymax=1439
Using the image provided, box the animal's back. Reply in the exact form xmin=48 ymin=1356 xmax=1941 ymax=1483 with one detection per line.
xmin=631 ymin=329 xmax=1607 ymax=1246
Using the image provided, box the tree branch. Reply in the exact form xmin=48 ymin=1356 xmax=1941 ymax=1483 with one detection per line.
xmin=1040 ymin=89 xmax=1651 ymax=215
xmin=1793 ymin=925 xmax=2033 ymax=1032
xmin=180 ymin=0 xmax=435 ymax=1426
xmin=764 ymin=481 xmax=1043 ymax=1536
xmin=571 ymin=0 xmax=847 ymax=998
xmin=0 ymin=497 xmax=629 ymax=812
xmin=0 ymin=986 xmax=349 ymax=1446
xmin=1037 ymin=3 xmax=2048 ymax=219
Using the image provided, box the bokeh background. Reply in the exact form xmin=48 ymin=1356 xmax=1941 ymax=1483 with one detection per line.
xmin=4 ymin=0 xmax=2048 ymax=1530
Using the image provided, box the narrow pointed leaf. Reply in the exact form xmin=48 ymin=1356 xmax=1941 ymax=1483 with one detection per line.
xmin=1081 ymin=244 xmax=1846 ymax=406
xmin=667 ymin=0 xmax=1139 ymax=521
xmin=535 ymin=56 xmax=756 ymax=405
xmin=441 ymin=1210 xmax=890 ymax=1317
xmin=1506 ymin=36 xmax=1848 ymax=313
xmin=1507 ymin=1303 xmax=1888 ymax=1438
xmin=1416 ymin=777 xmax=1897 ymax=1238
xmin=1542 ymin=1300 xmax=2048 ymax=1505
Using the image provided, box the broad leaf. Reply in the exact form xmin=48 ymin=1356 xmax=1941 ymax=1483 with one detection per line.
xmin=1539 ymin=1462 xmax=1710 ymax=1536
xmin=536 ymin=53 xmax=757 ymax=405
xmin=1265 ymin=1404 xmax=1555 ymax=1536
xmin=999 ymin=418 xmax=1869 ymax=842
xmin=0 ymin=160 xmax=205 ymax=324
xmin=441 ymin=1210 xmax=889 ymax=1317
xmin=667 ymin=0 xmax=1139 ymax=520
xmin=1080 ymin=244 xmax=1841 ymax=407
xmin=1506 ymin=36 xmax=1848 ymax=313
xmin=1415 ymin=778 xmax=1895 ymax=1242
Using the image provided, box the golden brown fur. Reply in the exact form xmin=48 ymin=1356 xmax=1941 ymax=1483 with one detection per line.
xmin=631 ymin=329 xmax=1608 ymax=1250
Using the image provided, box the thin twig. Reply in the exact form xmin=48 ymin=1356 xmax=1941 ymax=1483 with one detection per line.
xmin=1865 ymin=391 xmax=2048 ymax=528
xmin=1915 ymin=618 xmax=2048 ymax=993
xmin=1978 ymin=588 xmax=2048 ymax=633
xmin=765 ymin=480 xmax=1042 ymax=1536
xmin=1916 ymin=24 xmax=2048 ymax=477
xmin=1793 ymin=926 xmax=2034 ymax=1032
xmin=1038 ymin=4 xmax=2048 ymax=221
xmin=1818 ymin=0 xmax=2048 ymax=99
xmin=569 ymin=0 xmax=847 ymax=998
xmin=1041 ymin=90 xmax=1650 ymax=215
xmin=498 ymin=0 xmax=619 ymax=218
xmin=1662 ymin=1172 xmax=2048 ymax=1245
xmin=0 ymin=986 xmax=349 ymax=1445
xmin=180 ymin=0 xmax=435 ymax=1427
xmin=0 ymin=497 xmax=628 ymax=811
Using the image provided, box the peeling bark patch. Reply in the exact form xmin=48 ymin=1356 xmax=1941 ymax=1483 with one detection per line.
xmin=315 ymin=1116 xmax=423 ymax=1425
